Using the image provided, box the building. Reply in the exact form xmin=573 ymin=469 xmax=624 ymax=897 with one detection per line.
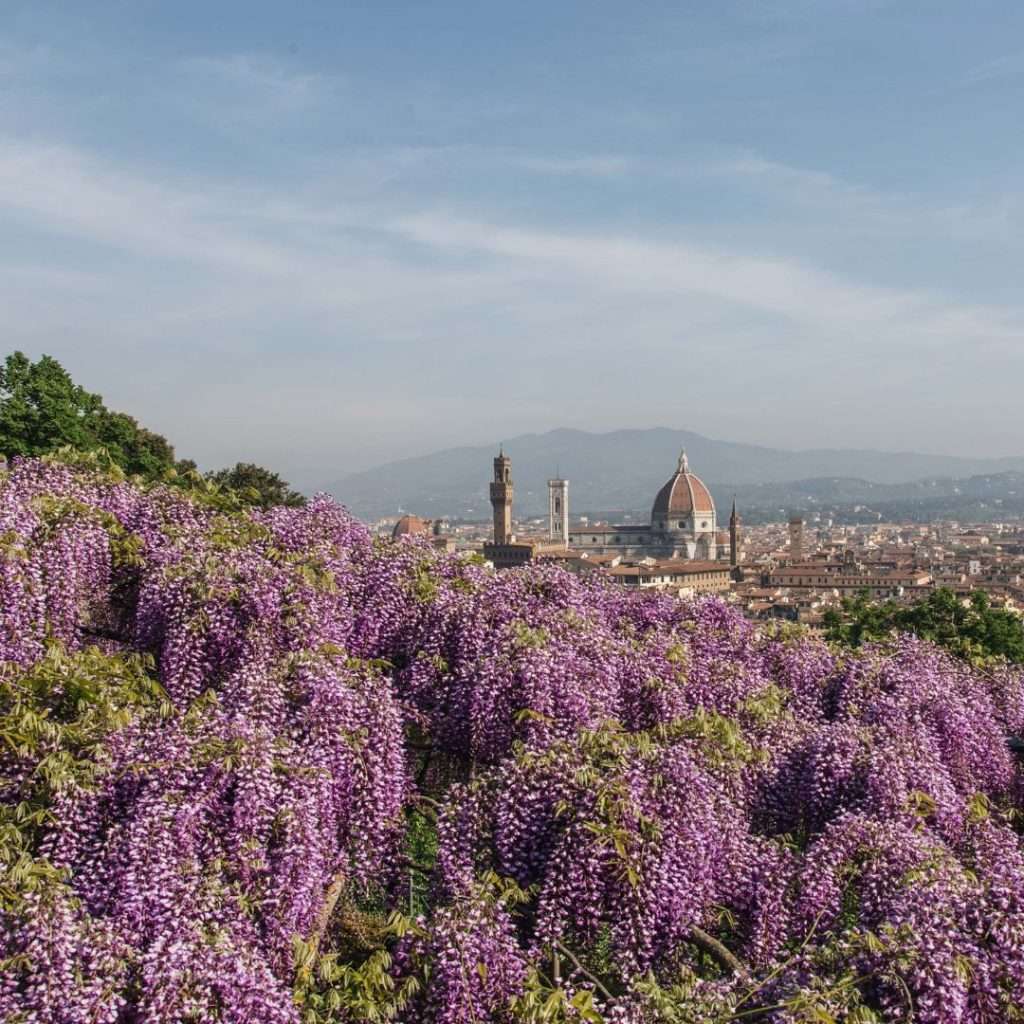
xmin=391 ymin=514 xmax=455 ymax=552
xmin=481 ymin=540 xmax=540 ymax=569
xmin=729 ymin=498 xmax=742 ymax=573
xmin=490 ymin=450 xmax=513 ymax=543
xmin=764 ymin=564 xmax=932 ymax=599
xmin=392 ymin=515 xmax=431 ymax=539
xmin=789 ymin=516 xmax=804 ymax=561
xmin=606 ymin=559 xmax=732 ymax=597
xmin=548 ymin=478 xmax=569 ymax=547
xmin=483 ymin=451 xmax=567 ymax=569
xmin=481 ymin=448 xmax=742 ymax=574
xmin=567 ymin=451 xmax=719 ymax=560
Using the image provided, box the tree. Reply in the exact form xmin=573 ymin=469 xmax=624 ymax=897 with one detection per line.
xmin=206 ymin=462 xmax=306 ymax=509
xmin=823 ymin=586 xmax=1024 ymax=664
xmin=0 ymin=353 xmax=301 ymax=505
xmin=0 ymin=352 xmax=104 ymax=458
xmin=93 ymin=411 xmax=179 ymax=479
xmin=0 ymin=351 xmax=180 ymax=480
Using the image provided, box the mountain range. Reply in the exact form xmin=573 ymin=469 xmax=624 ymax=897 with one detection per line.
xmin=323 ymin=428 xmax=1024 ymax=522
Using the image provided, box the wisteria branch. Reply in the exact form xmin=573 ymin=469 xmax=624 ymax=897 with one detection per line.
xmin=688 ymin=926 xmax=750 ymax=980
xmin=553 ymin=940 xmax=614 ymax=1002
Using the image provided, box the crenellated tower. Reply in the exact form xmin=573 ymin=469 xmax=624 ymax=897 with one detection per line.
xmin=490 ymin=449 xmax=513 ymax=543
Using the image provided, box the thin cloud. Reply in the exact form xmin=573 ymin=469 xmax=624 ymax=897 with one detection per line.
xmin=0 ymin=137 xmax=527 ymax=338
xmin=178 ymin=53 xmax=333 ymax=111
xmin=0 ymin=39 xmax=63 ymax=78
xmin=0 ymin=139 xmax=289 ymax=272
xmin=512 ymin=154 xmax=634 ymax=177
xmin=2 ymin=133 xmax=1021 ymax=351
xmin=961 ymin=52 xmax=1024 ymax=86
xmin=394 ymin=212 xmax=1022 ymax=346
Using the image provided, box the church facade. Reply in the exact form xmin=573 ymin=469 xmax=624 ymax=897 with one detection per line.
xmin=567 ymin=451 xmax=719 ymax=560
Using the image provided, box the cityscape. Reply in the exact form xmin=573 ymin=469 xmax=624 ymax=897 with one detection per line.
xmin=378 ymin=446 xmax=1024 ymax=630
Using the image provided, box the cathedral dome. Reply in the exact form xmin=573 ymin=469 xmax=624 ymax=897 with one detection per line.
xmin=650 ymin=451 xmax=715 ymax=523
xmin=392 ymin=515 xmax=430 ymax=539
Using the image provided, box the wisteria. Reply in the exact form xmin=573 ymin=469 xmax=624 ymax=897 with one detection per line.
xmin=2 ymin=455 xmax=1024 ymax=1022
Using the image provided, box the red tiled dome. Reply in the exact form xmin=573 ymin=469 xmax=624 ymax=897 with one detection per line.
xmin=392 ymin=515 xmax=430 ymax=539
xmin=651 ymin=452 xmax=715 ymax=521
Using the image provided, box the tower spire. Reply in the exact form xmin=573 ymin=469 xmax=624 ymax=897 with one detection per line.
xmin=678 ymin=448 xmax=688 ymax=474
xmin=729 ymin=496 xmax=741 ymax=569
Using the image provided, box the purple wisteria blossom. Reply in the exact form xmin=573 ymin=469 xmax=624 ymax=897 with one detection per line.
xmin=1 ymin=456 xmax=1023 ymax=1023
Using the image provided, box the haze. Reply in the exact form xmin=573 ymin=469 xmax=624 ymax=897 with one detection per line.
xmin=3 ymin=1 xmax=1024 ymax=490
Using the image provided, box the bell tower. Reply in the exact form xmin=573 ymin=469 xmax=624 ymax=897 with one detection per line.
xmin=789 ymin=516 xmax=804 ymax=562
xmin=548 ymin=477 xmax=569 ymax=547
xmin=490 ymin=449 xmax=513 ymax=543
xmin=729 ymin=498 xmax=741 ymax=568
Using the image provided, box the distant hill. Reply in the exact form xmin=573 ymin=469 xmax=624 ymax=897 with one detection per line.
xmin=729 ymin=473 xmax=1024 ymax=525
xmin=322 ymin=427 xmax=1024 ymax=521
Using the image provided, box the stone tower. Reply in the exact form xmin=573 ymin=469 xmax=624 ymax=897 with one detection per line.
xmin=789 ymin=516 xmax=804 ymax=562
xmin=548 ymin=478 xmax=569 ymax=547
xmin=490 ymin=449 xmax=513 ymax=543
xmin=729 ymin=498 xmax=741 ymax=568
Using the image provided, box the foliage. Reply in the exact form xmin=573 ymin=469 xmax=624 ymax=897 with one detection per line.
xmin=0 ymin=351 xmax=306 ymax=508
xmin=1 ymin=457 xmax=1024 ymax=1022
xmin=0 ymin=352 xmax=102 ymax=460
xmin=0 ymin=351 xmax=184 ymax=479
xmin=823 ymin=586 xmax=1024 ymax=664
xmin=206 ymin=461 xmax=307 ymax=509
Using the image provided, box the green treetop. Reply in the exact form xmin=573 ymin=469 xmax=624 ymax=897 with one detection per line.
xmin=0 ymin=351 xmax=306 ymax=508
xmin=823 ymin=586 xmax=1024 ymax=665
xmin=206 ymin=462 xmax=306 ymax=509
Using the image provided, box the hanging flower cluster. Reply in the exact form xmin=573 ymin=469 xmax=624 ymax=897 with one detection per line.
xmin=1 ymin=455 xmax=1023 ymax=1023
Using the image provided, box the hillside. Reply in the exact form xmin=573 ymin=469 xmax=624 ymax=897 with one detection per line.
xmin=323 ymin=427 xmax=1024 ymax=520
xmin=731 ymin=471 xmax=1024 ymax=524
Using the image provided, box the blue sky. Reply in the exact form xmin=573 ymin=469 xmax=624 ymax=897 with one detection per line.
xmin=3 ymin=1 xmax=1024 ymax=486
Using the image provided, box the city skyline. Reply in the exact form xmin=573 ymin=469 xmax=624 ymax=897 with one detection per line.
xmin=4 ymin=2 xmax=1024 ymax=487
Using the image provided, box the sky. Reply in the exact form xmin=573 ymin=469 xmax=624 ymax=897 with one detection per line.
xmin=3 ymin=1 xmax=1024 ymax=488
